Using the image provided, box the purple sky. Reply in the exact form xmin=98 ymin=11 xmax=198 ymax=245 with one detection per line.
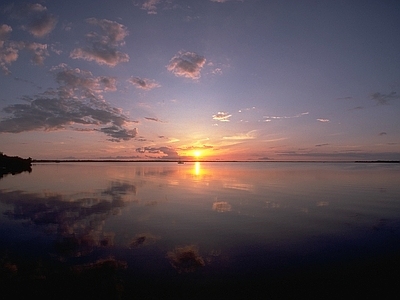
xmin=1 ymin=0 xmax=400 ymax=160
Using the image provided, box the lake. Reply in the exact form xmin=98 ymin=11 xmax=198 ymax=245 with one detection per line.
xmin=1 ymin=162 xmax=400 ymax=298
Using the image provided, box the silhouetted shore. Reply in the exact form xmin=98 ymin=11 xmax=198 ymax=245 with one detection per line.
xmin=32 ymin=159 xmax=400 ymax=163
xmin=0 ymin=153 xmax=32 ymax=178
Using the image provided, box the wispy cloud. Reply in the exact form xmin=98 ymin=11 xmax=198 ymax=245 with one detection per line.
xmin=144 ymin=117 xmax=163 ymax=122
xmin=0 ymin=65 xmax=137 ymax=142
xmin=238 ymin=107 xmax=256 ymax=113
xmin=128 ymin=77 xmax=160 ymax=90
xmin=167 ymin=51 xmax=206 ymax=80
xmin=135 ymin=146 xmax=179 ymax=158
xmin=70 ymin=18 xmax=129 ymax=67
xmin=348 ymin=106 xmax=364 ymax=111
xmin=213 ymin=111 xmax=231 ymax=122
xmin=264 ymin=112 xmax=309 ymax=122
xmin=223 ymin=130 xmax=257 ymax=140
xmin=379 ymin=132 xmax=387 ymax=136
xmin=371 ymin=91 xmax=400 ymax=105
xmin=315 ymin=143 xmax=329 ymax=147
xmin=179 ymin=145 xmax=213 ymax=151
xmin=317 ymin=118 xmax=330 ymax=122
xmin=276 ymin=149 xmax=400 ymax=161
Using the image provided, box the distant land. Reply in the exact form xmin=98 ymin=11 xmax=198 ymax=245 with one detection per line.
xmin=31 ymin=159 xmax=400 ymax=164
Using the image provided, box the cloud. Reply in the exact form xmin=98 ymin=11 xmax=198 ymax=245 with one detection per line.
xmin=167 ymin=51 xmax=206 ymax=79
xmin=379 ymin=132 xmax=387 ymax=136
xmin=178 ymin=145 xmax=213 ymax=151
xmin=0 ymin=24 xmax=19 ymax=74
xmin=0 ymin=65 xmax=137 ymax=142
xmin=223 ymin=130 xmax=257 ymax=140
xmin=25 ymin=42 xmax=49 ymax=65
xmin=99 ymin=126 xmax=138 ymax=142
xmin=276 ymin=150 xmax=400 ymax=161
xmin=141 ymin=0 xmax=160 ymax=14
xmin=26 ymin=11 xmax=57 ymax=38
xmin=128 ymin=77 xmax=160 ymax=90
xmin=348 ymin=106 xmax=364 ymax=111
xmin=212 ymin=67 xmax=222 ymax=75
xmin=6 ymin=3 xmax=57 ymax=38
xmin=212 ymin=111 xmax=231 ymax=122
xmin=315 ymin=143 xmax=329 ymax=147
xmin=70 ymin=18 xmax=129 ymax=67
xmin=167 ymin=245 xmax=205 ymax=274
xmin=135 ymin=146 xmax=179 ymax=158
xmin=264 ymin=112 xmax=309 ymax=122
xmin=144 ymin=117 xmax=162 ymax=122
xmin=371 ymin=91 xmax=400 ymax=105
xmin=0 ymin=25 xmax=51 ymax=73
xmin=317 ymin=118 xmax=330 ymax=122
xmin=0 ymin=24 xmax=12 ymax=46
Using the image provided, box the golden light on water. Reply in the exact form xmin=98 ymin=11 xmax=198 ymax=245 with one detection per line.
xmin=194 ymin=161 xmax=201 ymax=176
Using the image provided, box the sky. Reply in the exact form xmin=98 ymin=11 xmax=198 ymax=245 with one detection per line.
xmin=1 ymin=0 xmax=400 ymax=161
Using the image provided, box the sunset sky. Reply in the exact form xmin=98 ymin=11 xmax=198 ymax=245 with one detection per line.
xmin=1 ymin=0 xmax=400 ymax=160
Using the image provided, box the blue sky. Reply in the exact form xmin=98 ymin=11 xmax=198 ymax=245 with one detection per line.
xmin=1 ymin=0 xmax=400 ymax=160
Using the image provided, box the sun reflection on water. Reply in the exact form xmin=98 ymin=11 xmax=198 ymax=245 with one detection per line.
xmin=194 ymin=161 xmax=201 ymax=176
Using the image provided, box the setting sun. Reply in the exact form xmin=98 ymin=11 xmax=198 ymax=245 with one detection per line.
xmin=193 ymin=150 xmax=202 ymax=158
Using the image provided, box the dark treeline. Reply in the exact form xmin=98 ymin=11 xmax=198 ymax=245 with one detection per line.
xmin=0 ymin=152 xmax=32 ymax=178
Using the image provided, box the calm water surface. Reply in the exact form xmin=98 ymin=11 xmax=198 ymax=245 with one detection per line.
xmin=1 ymin=162 xmax=400 ymax=298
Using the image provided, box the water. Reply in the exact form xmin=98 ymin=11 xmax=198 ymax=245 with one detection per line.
xmin=1 ymin=162 xmax=400 ymax=298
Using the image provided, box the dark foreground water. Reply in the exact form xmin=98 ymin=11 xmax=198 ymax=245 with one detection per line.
xmin=1 ymin=162 xmax=400 ymax=298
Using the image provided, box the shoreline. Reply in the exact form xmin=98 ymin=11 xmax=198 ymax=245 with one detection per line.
xmin=32 ymin=159 xmax=400 ymax=164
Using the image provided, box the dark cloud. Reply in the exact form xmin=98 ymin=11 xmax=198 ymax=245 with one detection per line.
xmin=99 ymin=126 xmax=138 ymax=142
xmin=167 ymin=51 xmax=206 ymax=79
xmin=128 ymin=77 xmax=160 ymax=90
xmin=70 ymin=18 xmax=129 ymax=67
xmin=135 ymin=146 xmax=179 ymax=158
xmin=144 ymin=117 xmax=162 ymax=122
xmin=348 ymin=106 xmax=364 ymax=111
xmin=167 ymin=245 xmax=205 ymax=274
xmin=371 ymin=91 xmax=400 ymax=105
xmin=5 ymin=3 xmax=57 ymax=37
xmin=27 ymin=12 xmax=57 ymax=38
xmin=315 ymin=143 xmax=329 ymax=147
xmin=0 ymin=180 xmax=136 ymax=258
xmin=0 ymin=65 xmax=137 ymax=142
xmin=379 ymin=132 xmax=387 ymax=136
